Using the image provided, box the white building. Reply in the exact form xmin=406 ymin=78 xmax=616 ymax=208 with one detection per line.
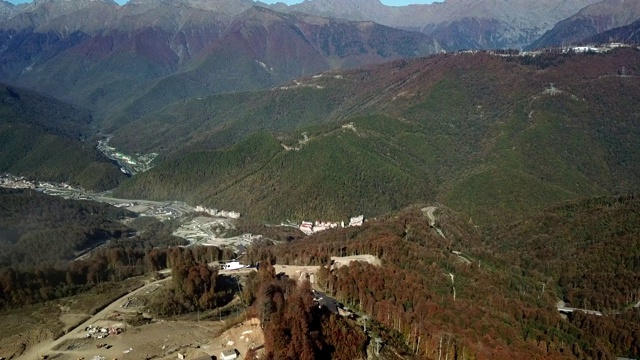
xmin=220 ymin=349 xmax=238 ymax=360
xmin=299 ymin=221 xmax=314 ymax=235
xmin=349 ymin=215 xmax=364 ymax=227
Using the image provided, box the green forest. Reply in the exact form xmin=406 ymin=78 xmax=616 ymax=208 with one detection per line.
xmin=0 ymin=188 xmax=135 ymax=268
xmin=0 ymin=84 xmax=127 ymax=191
xmin=0 ymin=189 xmax=190 ymax=307
xmin=115 ymin=49 xmax=640 ymax=226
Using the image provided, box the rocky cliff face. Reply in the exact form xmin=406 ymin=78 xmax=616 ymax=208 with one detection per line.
xmin=0 ymin=1 xmax=17 ymax=22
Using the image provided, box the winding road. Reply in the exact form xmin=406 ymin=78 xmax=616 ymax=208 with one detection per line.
xmin=422 ymin=206 xmax=438 ymax=227
xmin=421 ymin=206 xmax=446 ymax=238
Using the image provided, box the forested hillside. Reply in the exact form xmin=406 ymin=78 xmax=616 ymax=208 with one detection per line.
xmin=243 ymin=205 xmax=640 ymax=359
xmin=109 ymin=85 xmax=350 ymax=153
xmin=0 ymin=84 xmax=92 ymax=138
xmin=0 ymin=188 xmax=200 ymax=270
xmin=0 ymin=188 xmax=205 ymax=309
xmin=0 ymin=84 xmax=127 ymax=190
xmin=494 ymin=194 xmax=640 ymax=312
xmin=114 ymin=48 xmax=640 ymax=225
xmin=115 ymin=126 xmax=435 ymax=222
xmin=0 ymin=188 xmax=134 ymax=268
xmin=242 ymin=263 xmax=369 ymax=360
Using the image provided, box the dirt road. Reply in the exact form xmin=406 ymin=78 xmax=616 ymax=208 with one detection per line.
xmin=15 ymin=277 xmax=171 ymax=360
xmin=422 ymin=206 xmax=438 ymax=227
xmin=422 ymin=206 xmax=446 ymax=238
xmin=16 ymin=267 xmax=256 ymax=359
xmin=16 ymin=256 xmax=379 ymax=359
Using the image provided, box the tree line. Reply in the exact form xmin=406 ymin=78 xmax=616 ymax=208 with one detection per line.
xmin=0 ymin=245 xmax=234 ymax=309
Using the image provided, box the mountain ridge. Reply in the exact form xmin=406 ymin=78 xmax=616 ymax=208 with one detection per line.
xmin=586 ymin=18 xmax=640 ymax=43
xmin=0 ymin=0 xmax=626 ymax=129
xmin=0 ymin=1 xmax=17 ymax=21
xmin=0 ymin=3 xmax=443 ymax=126
xmin=274 ymin=0 xmax=603 ymax=49
xmin=530 ymin=0 xmax=640 ymax=49
xmin=0 ymin=83 xmax=127 ymax=190
xmin=113 ymin=49 xmax=640 ymax=225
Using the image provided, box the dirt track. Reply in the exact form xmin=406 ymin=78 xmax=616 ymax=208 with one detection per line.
xmin=15 ymin=277 xmax=171 ymax=360
xmin=14 ymin=255 xmax=380 ymax=359
xmin=331 ymin=255 xmax=381 ymax=267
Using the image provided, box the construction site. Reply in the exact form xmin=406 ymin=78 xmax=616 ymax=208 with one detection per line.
xmin=8 ymin=256 xmax=380 ymax=360
xmin=172 ymin=216 xmax=260 ymax=251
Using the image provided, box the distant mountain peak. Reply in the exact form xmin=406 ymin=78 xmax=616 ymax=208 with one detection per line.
xmin=233 ymin=5 xmax=291 ymax=23
xmin=0 ymin=0 xmax=119 ymax=33
xmin=29 ymin=0 xmax=118 ymax=7
xmin=264 ymin=0 xmax=602 ymax=50
xmin=20 ymin=0 xmax=118 ymax=14
xmin=284 ymin=0 xmax=388 ymax=21
xmin=300 ymin=0 xmax=384 ymax=6
xmin=0 ymin=0 xmax=17 ymax=21
xmin=126 ymin=0 xmax=257 ymax=12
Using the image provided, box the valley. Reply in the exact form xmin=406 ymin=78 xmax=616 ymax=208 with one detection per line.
xmin=0 ymin=0 xmax=639 ymax=359
xmin=1 ymin=46 xmax=639 ymax=360
xmin=0 ymin=174 xmax=249 ymax=250
xmin=97 ymin=136 xmax=158 ymax=175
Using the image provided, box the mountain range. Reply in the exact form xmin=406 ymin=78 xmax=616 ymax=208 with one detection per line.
xmin=273 ymin=0 xmax=603 ymax=49
xmin=0 ymin=0 xmax=448 ymax=127
xmin=0 ymin=0 xmax=636 ymax=128
xmin=0 ymin=0 xmax=636 ymax=215
xmin=100 ymin=7 xmax=442 ymax=130
xmin=530 ymin=0 xmax=640 ymax=48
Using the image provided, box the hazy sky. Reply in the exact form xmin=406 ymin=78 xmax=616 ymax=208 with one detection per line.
xmin=7 ymin=0 xmax=443 ymax=6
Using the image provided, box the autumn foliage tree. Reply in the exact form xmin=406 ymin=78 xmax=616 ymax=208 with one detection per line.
xmin=247 ymin=205 xmax=639 ymax=359
xmin=251 ymin=262 xmax=366 ymax=360
xmin=149 ymin=247 xmax=232 ymax=316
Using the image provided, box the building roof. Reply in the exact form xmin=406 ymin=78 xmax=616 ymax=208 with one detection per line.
xmin=221 ymin=349 xmax=238 ymax=358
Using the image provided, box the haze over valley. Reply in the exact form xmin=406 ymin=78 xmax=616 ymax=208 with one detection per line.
xmin=0 ymin=0 xmax=640 ymax=359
